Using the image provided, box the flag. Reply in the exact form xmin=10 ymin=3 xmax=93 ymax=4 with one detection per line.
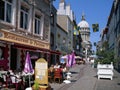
xmin=77 ymin=26 xmax=80 ymax=30
xmin=92 ymin=24 xmax=99 ymax=32
xmin=74 ymin=25 xmax=77 ymax=30
xmin=74 ymin=30 xmax=79 ymax=35
xmin=73 ymin=26 xmax=80 ymax=35
xmin=94 ymin=42 xmax=96 ymax=46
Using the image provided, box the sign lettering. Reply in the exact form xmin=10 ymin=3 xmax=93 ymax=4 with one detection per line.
xmin=0 ymin=30 xmax=49 ymax=49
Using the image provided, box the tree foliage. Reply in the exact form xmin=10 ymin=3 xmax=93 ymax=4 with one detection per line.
xmin=96 ymin=50 xmax=115 ymax=64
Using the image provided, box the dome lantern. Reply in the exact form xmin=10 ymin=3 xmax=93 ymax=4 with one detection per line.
xmin=81 ymin=13 xmax=85 ymax=21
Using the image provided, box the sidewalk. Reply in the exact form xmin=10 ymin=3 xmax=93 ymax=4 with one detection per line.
xmin=95 ymin=68 xmax=120 ymax=90
xmin=50 ymin=64 xmax=120 ymax=90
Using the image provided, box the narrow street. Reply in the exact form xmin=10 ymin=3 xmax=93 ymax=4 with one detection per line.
xmin=50 ymin=64 xmax=120 ymax=90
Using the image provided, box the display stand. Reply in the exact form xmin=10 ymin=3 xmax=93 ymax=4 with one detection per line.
xmin=33 ymin=58 xmax=51 ymax=90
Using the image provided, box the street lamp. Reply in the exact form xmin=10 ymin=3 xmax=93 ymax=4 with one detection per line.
xmin=85 ymin=47 xmax=89 ymax=62
xmin=85 ymin=48 xmax=88 ymax=62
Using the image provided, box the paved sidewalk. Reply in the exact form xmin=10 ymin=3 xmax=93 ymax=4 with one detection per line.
xmin=50 ymin=64 xmax=120 ymax=90
xmin=95 ymin=69 xmax=120 ymax=90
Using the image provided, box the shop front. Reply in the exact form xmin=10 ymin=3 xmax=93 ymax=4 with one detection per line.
xmin=0 ymin=29 xmax=61 ymax=70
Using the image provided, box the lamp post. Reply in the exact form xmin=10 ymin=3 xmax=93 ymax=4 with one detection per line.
xmin=85 ymin=47 xmax=88 ymax=62
xmin=85 ymin=45 xmax=90 ymax=62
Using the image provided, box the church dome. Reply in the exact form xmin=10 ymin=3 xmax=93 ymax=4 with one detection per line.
xmin=78 ymin=20 xmax=89 ymax=28
xmin=78 ymin=14 xmax=89 ymax=28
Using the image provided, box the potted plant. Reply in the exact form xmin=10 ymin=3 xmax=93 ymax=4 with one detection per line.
xmin=32 ymin=81 xmax=39 ymax=90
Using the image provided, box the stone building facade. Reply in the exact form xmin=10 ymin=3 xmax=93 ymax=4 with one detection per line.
xmin=0 ymin=0 xmax=60 ymax=70
xmin=102 ymin=0 xmax=120 ymax=71
xmin=56 ymin=0 xmax=74 ymax=53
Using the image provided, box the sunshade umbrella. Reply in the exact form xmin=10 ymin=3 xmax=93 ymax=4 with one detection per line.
xmin=23 ymin=52 xmax=34 ymax=87
xmin=75 ymin=56 xmax=82 ymax=59
xmin=60 ymin=58 xmax=66 ymax=64
xmin=60 ymin=55 xmax=67 ymax=64
xmin=61 ymin=55 xmax=67 ymax=59
xmin=64 ymin=52 xmax=75 ymax=84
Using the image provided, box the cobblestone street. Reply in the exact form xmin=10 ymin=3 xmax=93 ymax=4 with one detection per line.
xmin=50 ymin=64 xmax=120 ymax=90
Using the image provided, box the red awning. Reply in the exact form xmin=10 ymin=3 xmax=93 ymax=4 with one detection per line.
xmin=49 ymin=50 xmax=61 ymax=55
xmin=13 ymin=44 xmax=61 ymax=55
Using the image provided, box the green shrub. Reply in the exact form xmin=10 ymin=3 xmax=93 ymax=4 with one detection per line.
xmin=33 ymin=81 xmax=39 ymax=90
xmin=95 ymin=50 xmax=115 ymax=64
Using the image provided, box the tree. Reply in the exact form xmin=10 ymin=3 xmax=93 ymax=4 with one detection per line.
xmin=95 ymin=50 xmax=115 ymax=64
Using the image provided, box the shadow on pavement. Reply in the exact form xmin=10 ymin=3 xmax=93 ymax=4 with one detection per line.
xmin=70 ymin=71 xmax=78 ymax=74
xmin=51 ymin=88 xmax=54 ymax=90
xmin=113 ymin=76 xmax=118 ymax=79
xmin=94 ymin=75 xmax=97 ymax=78
xmin=117 ymin=83 xmax=120 ymax=85
xmin=71 ymin=80 xmax=77 ymax=82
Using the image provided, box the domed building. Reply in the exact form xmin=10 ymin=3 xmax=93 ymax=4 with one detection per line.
xmin=78 ymin=14 xmax=91 ymax=49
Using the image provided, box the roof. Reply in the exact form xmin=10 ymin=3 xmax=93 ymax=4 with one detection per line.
xmin=78 ymin=20 xmax=89 ymax=28
xmin=78 ymin=14 xmax=89 ymax=28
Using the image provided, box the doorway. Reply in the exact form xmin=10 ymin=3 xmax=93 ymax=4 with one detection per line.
xmin=10 ymin=46 xmax=17 ymax=70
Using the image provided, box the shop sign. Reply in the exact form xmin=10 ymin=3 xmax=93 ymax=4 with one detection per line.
xmin=0 ymin=29 xmax=49 ymax=49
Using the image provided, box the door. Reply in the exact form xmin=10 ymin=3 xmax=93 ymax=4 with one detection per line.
xmin=10 ymin=46 xmax=17 ymax=70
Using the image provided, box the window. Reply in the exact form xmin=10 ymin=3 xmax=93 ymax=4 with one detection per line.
xmin=34 ymin=14 xmax=41 ymax=34
xmin=50 ymin=12 xmax=54 ymax=25
xmin=63 ymin=38 xmax=66 ymax=44
xmin=57 ymin=34 xmax=60 ymax=45
xmin=0 ymin=0 xmax=12 ymax=23
xmin=50 ymin=33 xmax=54 ymax=46
xmin=20 ymin=6 xmax=29 ymax=29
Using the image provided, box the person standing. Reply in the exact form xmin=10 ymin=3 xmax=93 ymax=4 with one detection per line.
xmin=90 ymin=58 xmax=95 ymax=68
xmin=54 ymin=63 xmax=60 ymax=69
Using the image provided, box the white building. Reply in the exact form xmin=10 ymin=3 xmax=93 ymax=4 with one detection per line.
xmin=78 ymin=14 xmax=91 ymax=49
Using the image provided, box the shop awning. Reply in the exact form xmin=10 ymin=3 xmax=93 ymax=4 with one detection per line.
xmin=13 ymin=44 xmax=61 ymax=55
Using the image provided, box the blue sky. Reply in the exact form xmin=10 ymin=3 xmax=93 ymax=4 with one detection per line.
xmin=53 ymin=0 xmax=113 ymax=51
